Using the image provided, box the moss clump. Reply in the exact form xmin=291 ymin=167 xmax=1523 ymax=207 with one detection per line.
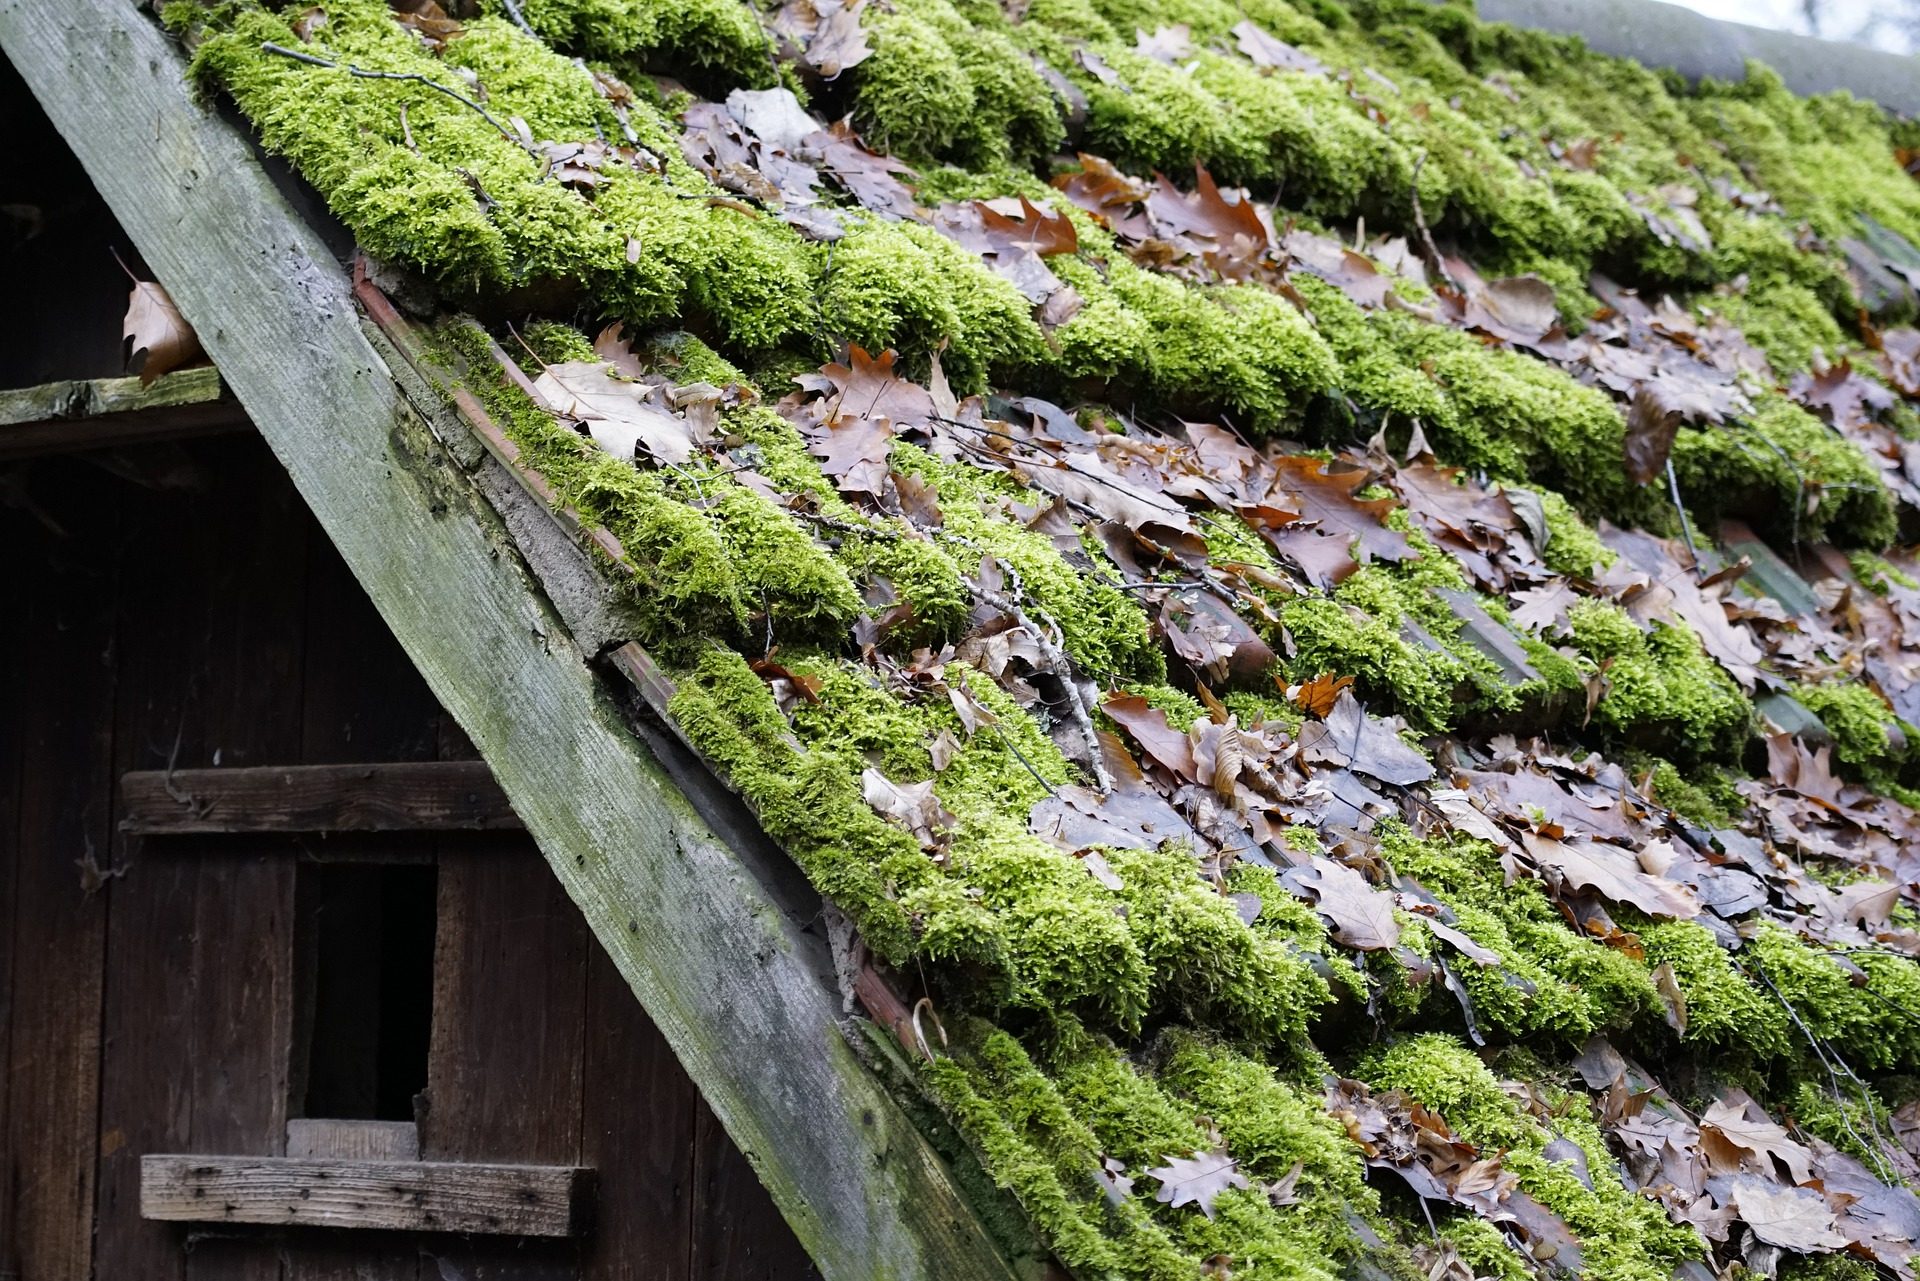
xmin=1747 ymin=924 xmax=1920 ymax=1072
xmin=1361 ymin=1034 xmax=1703 ymax=1281
xmin=1531 ymin=488 xmax=1616 ymax=578
xmin=429 ymin=321 xmax=752 ymax=639
xmin=512 ymin=0 xmax=776 ymax=89
xmin=1640 ymin=919 xmax=1789 ymax=1053
xmin=1566 ymin=601 xmax=1752 ymax=762
xmin=1380 ymin=826 xmax=1663 ymax=1040
xmin=1792 ymin=680 xmax=1909 ymax=777
xmin=893 ymin=443 xmax=1164 ymax=683
xmin=1670 ymin=394 xmax=1896 ymax=551
xmin=668 ymin=646 xmax=947 ymax=965
xmin=816 ymin=217 xmax=1045 ymax=391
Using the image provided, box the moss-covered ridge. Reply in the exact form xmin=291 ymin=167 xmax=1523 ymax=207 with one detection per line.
xmin=172 ymin=0 xmax=1920 ymax=1276
xmin=174 ymin=0 xmax=1920 ymax=551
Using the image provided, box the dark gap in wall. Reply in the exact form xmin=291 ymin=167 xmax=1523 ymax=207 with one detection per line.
xmin=297 ymin=862 xmax=437 ymax=1121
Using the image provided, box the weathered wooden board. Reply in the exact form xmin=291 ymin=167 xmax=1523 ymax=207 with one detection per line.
xmin=0 ymin=4 xmax=1033 ymax=1277
xmin=286 ymin=1119 xmax=422 ymax=1161
xmin=140 ymin=1155 xmax=594 ymax=1236
xmin=423 ymin=839 xmax=587 ymax=1167
xmin=581 ymin=942 xmax=697 ymax=1281
xmin=90 ymin=438 xmax=312 ymax=1281
xmin=120 ymin=761 xmax=519 ymax=833
xmin=0 ymin=366 xmax=247 ymax=458
xmin=4 ymin=458 xmax=114 ymax=1281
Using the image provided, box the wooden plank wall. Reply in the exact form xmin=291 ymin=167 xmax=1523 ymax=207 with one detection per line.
xmin=1 ymin=435 xmax=819 ymax=1281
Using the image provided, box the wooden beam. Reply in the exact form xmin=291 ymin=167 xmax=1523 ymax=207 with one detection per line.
xmin=119 ymin=760 xmax=519 ymax=834
xmin=0 ymin=5 xmax=1035 ymax=1278
xmin=0 ymin=366 xmax=248 ymax=459
xmin=139 ymin=1154 xmax=591 ymax=1237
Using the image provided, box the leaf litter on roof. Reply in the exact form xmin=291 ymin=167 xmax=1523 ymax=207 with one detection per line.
xmin=175 ymin=0 xmax=1920 ymax=1274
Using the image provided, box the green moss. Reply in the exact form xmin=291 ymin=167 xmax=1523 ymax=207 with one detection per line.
xmin=1361 ymin=1034 xmax=1703 ymax=1281
xmin=1641 ymin=919 xmax=1789 ymax=1054
xmin=1531 ymin=488 xmax=1616 ymax=577
xmin=1793 ymin=680 xmax=1906 ymax=774
xmin=1566 ymin=602 xmax=1753 ymax=762
xmin=1670 ymin=393 xmax=1896 ymax=550
xmin=513 ymin=0 xmax=776 ymax=89
xmin=894 ymin=443 xmax=1164 ymax=683
xmin=1380 ymin=826 xmax=1662 ymax=1038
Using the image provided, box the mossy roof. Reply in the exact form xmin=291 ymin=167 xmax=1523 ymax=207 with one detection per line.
xmin=171 ymin=0 xmax=1920 ymax=1276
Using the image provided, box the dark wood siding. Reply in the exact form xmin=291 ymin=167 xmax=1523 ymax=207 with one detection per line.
xmin=1 ymin=435 xmax=820 ymax=1281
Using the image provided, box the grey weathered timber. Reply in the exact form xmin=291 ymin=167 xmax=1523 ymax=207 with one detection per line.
xmin=0 ymin=366 xmax=248 ymax=459
xmin=119 ymin=760 xmax=519 ymax=833
xmin=1472 ymin=0 xmax=1920 ymax=115
xmin=139 ymin=1155 xmax=591 ymax=1236
xmin=285 ymin=1120 xmax=422 ymax=1161
xmin=0 ymin=4 xmax=1031 ymax=1278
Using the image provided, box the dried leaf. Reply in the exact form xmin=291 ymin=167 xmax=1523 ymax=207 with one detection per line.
xmin=1730 ymin=1178 xmax=1848 ymax=1251
xmin=1231 ymin=21 xmax=1327 ymax=74
xmin=532 ymin=362 xmax=699 ymax=465
xmin=1286 ymin=855 xmax=1402 ymax=950
xmin=1147 ymin=1148 xmax=1250 ymax=1218
xmin=861 ymin=768 xmax=957 ymax=853
xmin=1104 ymin=693 xmax=1198 ymax=779
xmin=122 ymin=277 xmax=204 ymax=386
xmin=1299 ymin=689 xmax=1434 ymax=786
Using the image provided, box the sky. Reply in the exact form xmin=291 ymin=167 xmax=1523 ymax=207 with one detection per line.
xmin=1668 ymin=0 xmax=1917 ymax=54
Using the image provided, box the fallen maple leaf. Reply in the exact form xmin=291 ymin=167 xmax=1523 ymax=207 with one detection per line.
xmin=122 ymin=276 xmax=204 ymax=386
xmin=1298 ymin=689 xmax=1434 ymax=786
xmin=1286 ymin=673 xmax=1354 ymax=717
xmin=1147 ymin=1148 xmax=1249 ymax=1218
xmin=1231 ymin=20 xmax=1327 ymax=74
xmin=1700 ymin=1097 xmax=1815 ymax=1185
xmin=1520 ymin=831 xmax=1699 ymax=919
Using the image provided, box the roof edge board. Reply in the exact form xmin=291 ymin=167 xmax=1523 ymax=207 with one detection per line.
xmin=0 ymin=3 xmax=1031 ymax=1276
xmin=1462 ymin=0 xmax=1920 ymax=113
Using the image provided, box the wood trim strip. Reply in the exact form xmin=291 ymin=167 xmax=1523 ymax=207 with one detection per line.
xmin=139 ymin=1154 xmax=592 ymax=1237
xmin=0 ymin=367 xmax=247 ymax=459
xmin=118 ymin=761 xmax=519 ymax=834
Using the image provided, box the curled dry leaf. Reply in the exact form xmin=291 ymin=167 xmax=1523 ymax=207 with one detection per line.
xmin=122 ymin=277 xmax=205 ymax=386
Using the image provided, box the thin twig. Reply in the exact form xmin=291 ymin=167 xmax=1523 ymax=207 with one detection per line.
xmin=260 ymin=41 xmax=537 ymax=162
xmin=1408 ymin=152 xmax=1457 ymax=292
xmin=1743 ymin=959 xmax=1897 ymax=1182
xmin=1664 ymin=456 xmax=1700 ymax=565
xmin=497 ymin=0 xmax=539 ymax=38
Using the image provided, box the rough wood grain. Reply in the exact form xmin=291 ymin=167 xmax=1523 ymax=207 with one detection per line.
xmin=0 ymin=5 xmax=1033 ymax=1277
xmin=0 ymin=366 xmax=247 ymax=458
xmin=581 ymin=943 xmax=696 ymax=1281
xmin=120 ymin=761 xmax=520 ymax=833
xmin=423 ymin=841 xmax=586 ymax=1166
xmin=3 ymin=461 xmax=114 ymax=1281
xmin=287 ymin=1120 xmax=422 ymax=1161
xmin=140 ymin=1155 xmax=593 ymax=1236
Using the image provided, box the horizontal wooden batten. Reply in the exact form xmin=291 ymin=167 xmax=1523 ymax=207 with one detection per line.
xmin=119 ymin=760 xmax=520 ymax=834
xmin=140 ymin=1154 xmax=592 ymax=1236
xmin=0 ymin=366 xmax=249 ymax=459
